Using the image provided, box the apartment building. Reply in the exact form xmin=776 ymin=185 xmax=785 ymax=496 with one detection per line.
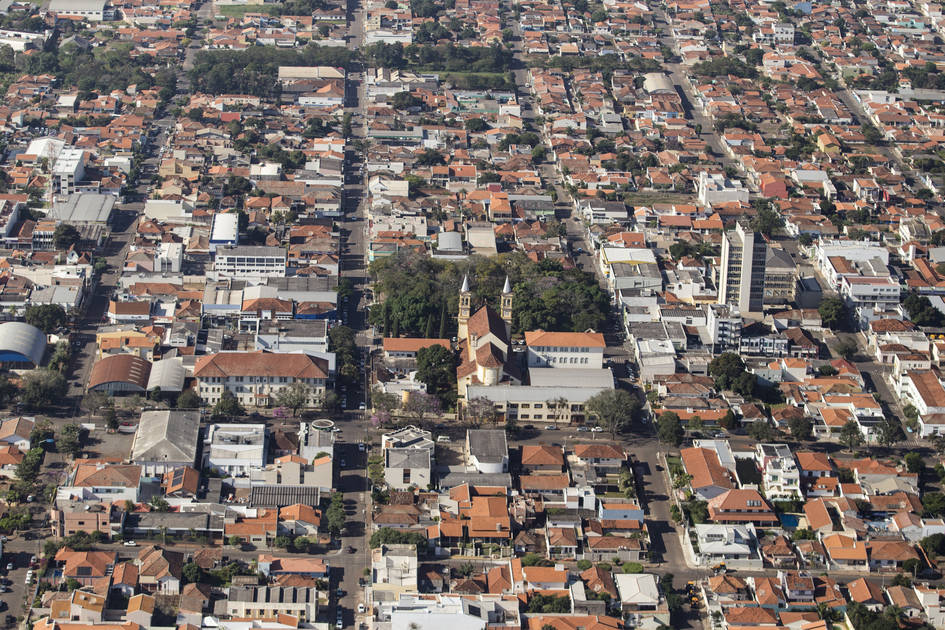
xmin=719 ymin=222 xmax=766 ymax=313
xmin=51 ymin=148 xmax=87 ymax=195
xmin=226 ymin=586 xmax=318 ymax=621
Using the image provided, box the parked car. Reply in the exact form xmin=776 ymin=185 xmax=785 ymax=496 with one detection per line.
xmin=358 ymin=604 xmax=366 ymax=614
xmin=4 ymin=564 xmax=11 ymax=572
xmin=123 ymin=541 xmax=137 ymax=547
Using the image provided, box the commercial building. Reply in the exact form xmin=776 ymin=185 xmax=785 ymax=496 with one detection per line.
xmin=48 ymin=193 xmax=115 ymax=226
xmin=209 ymin=212 xmax=239 ymax=253
xmin=87 ymin=355 xmax=151 ymax=394
xmin=130 ymin=410 xmax=200 ymax=476
xmin=214 ymin=246 xmax=287 ymax=279
xmin=48 ymin=0 xmax=112 ymax=20
xmin=719 ymin=222 xmax=766 ymax=313
xmin=203 ymin=423 xmax=267 ymax=476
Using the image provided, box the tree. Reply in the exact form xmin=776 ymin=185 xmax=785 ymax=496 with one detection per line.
xmin=748 ymin=421 xmax=775 ymax=442
xmin=369 ymin=527 xmax=427 ymax=551
xmin=0 ymin=375 xmax=14 ymax=407
xmin=21 ymin=369 xmax=67 ymax=409
xmin=53 ymin=223 xmax=80 ymax=250
xmin=465 ymin=396 xmax=498 ymax=425
xmin=212 ymin=391 xmax=244 ymax=418
xmin=104 ymin=406 xmax=119 ymax=432
xmin=415 ymin=344 xmax=456 ymax=408
xmin=709 ymin=352 xmax=747 ymax=390
xmin=905 ymin=452 xmax=924 ymax=474
xmin=719 ymin=409 xmax=738 ymax=431
xmin=403 ymin=391 xmax=440 ymax=425
xmin=788 ymin=416 xmax=812 ymax=440
xmin=750 ymin=206 xmax=784 ymax=237
xmin=81 ymin=391 xmax=110 ymax=418
xmin=24 ymin=304 xmax=67 ymax=333
xmin=149 ymin=497 xmax=171 ymax=512
xmin=177 ymin=389 xmax=201 ymax=409
xmin=819 ymin=296 xmax=847 ymax=331
xmin=657 ymin=411 xmax=684 ymax=447
xmin=839 ymin=420 xmax=864 ymax=452
xmin=56 ymin=423 xmax=84 ymax=458
xmin=16 ymin=447 xmax=43 ymax=482
xmin=833 ymin=337 xmax=858 ymax=360
xmin=275 ymin=382 xmax=313 ymax=417
xmin=876 ymin=417 xmax=902 ymax=448
xmin=183 ymin=562 xmax=203 ymax=584
xmin=325 ymin=492 xmax=345 ymax=534
xmin=371 ymin=387 xmax=400 ymax=414
xmin=585 ymin=389 xmax=638 ymax=439
xmin=227 ymin=535 xmax=242 ymax=547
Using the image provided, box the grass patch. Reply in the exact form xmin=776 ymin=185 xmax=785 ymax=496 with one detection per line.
xmin=217 ymin=4 xmax=274 ymax=17
xmin=441 ymin=71 xmax=515 ymax=90
xmin=623 ymin=192 xmax=695 ymax=205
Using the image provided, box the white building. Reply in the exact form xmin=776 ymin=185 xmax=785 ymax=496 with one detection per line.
xmin=382 ymin=426 xmax=434 ymax=490
xmin=51 ymin=148 xmax=87 ymax=195
xmin=691 ymin=523 xmax=763 ymax=569
xmin=203 ymin=423 xmax=267 ymax=476
xmin=755 ymin=443 xmax=801 ymax=501
xmin=614 ymin=573 xmax=669 ymax=627
xmin=466 ymin=429 xmax=508 ymax=474
xmin=48 ymin=0 xmax=112 ymax=21
xmin=371 ymin=544 xmax=418 ymax=602
xmin=634 ymin=338 xmax=676 ymax=383
xmin=900 ymin=370 xmax=945 ymax=437
xmin=210 ymin=213 xmax=239 ymax=253
xmin=214 ymin=246 xmax=287 ymax=279
xmin=194 ymin=351 xmax=329 ymax=409
xmin=839 ymin=275 xmax=900 ymax=313
xmin=524 ymin=330 xmax=606 ymax=369
xmin=719 ymin=222 xmax=766 ymax=313
xmin=697 ymin=171 xmax=749 ymax=207
xmin=706 ymin=304 xmax=742 ymax=353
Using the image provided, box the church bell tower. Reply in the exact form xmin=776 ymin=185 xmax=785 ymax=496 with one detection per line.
xmin=458 ymin=273 xmax=471 ymax=341
xmin=500 ymin=275 xmax=513 ymax=338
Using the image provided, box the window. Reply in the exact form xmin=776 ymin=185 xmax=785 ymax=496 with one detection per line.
xmin=403 ymin=469 xmax=410 ymax=484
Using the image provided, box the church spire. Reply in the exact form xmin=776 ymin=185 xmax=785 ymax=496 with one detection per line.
xmin=502 ymin=275 xmax=511 ymax=294
xmin=461 ymin=273 xmax=469 ymax=293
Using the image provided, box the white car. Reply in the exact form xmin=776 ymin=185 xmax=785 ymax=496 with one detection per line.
xmin=123 ymin=541 xmax=137 ymax=546
xmin=358 ymin=604 xmax=366 ymax=614
xmin=591 ymin=426 xmax=604 ymax=432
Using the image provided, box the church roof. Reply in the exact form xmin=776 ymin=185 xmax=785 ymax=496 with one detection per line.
xmin=467 ymin=305 xmax=508 ymax=344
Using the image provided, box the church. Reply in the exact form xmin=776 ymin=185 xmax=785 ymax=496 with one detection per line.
xmin=455 ymin=275 xmax=522 ymax=398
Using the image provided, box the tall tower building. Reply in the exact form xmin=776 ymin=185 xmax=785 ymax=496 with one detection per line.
xmin=500 ymin=275 xmax=513 ymax=338
xmin=457 ymin=274 xmax=472 ymax=341
xmin=719 ymin=222 xmax=767 ymax=313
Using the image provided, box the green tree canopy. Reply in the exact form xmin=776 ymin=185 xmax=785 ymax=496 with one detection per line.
xmin=24 ymin=303 xmax=67 ymax=333
xmin=585 ymin=389 xmax=639 ymax=439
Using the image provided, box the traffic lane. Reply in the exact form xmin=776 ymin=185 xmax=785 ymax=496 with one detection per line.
xmin=2 ymin=541 xmax=38 ymax=623
xmin=337 ymin=467 xmax=368 ymax=628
